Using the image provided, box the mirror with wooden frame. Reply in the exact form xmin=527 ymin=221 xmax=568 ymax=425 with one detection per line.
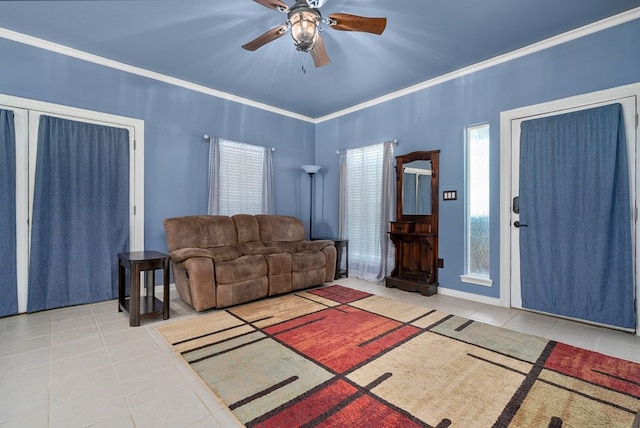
xmin=402 ymin=159 xmax=433 ymax=216
xmin=386 ymin=150 xmax=440 ymax=295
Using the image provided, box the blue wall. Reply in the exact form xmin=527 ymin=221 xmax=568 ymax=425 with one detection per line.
xmin=315 ymin=18 xmax=640 ymax=298
xmin=1 ymin=18 xmax=639 ymax=301
xmin=0 ymin=38 xmax=316 ymax=253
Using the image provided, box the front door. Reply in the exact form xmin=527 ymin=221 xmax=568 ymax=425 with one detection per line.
xmin=509 ymin=93 xmax=638 ymax=330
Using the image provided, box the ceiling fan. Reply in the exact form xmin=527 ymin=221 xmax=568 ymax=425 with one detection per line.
xmin=242 ymin=0 xmax=387 ymax=68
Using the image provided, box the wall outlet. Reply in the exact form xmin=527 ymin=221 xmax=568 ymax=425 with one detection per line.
xmin=437 ymin=258 xmax=444 ymax=268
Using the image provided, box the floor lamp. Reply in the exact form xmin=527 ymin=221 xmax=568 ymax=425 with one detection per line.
xmin=301 ymin=164 xmax=321 ymax=239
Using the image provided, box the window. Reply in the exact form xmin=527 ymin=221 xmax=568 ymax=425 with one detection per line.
xmin=343 ymin=142 xmax=387 ymax=281
xmin=462 ymin=123 xmax=492 ymax=286
xmin=211 ymin=139 xmax=273 ymax=216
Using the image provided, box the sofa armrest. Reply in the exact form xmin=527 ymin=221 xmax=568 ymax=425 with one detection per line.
xmin=297 ymin=240 xmax=334 ymax=252
xmin=181 ymin=257 xmax=217 ymax=311
xmin=171 ymin=246 xmax=244 ymax=263
xmin=322 ymin=245 xmax=337 ymax=282
xmin=170 ymin=247 xmax=214 ymax=263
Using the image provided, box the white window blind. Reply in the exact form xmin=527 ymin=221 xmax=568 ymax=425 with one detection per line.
xmin=218 ymin=140 xmax=265 ymax=215
xmin=345 ymin=143 xmax=384 ymax=281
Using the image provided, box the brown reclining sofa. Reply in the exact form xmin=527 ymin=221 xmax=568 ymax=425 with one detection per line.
xmin=163 ymin=214 xmax=337 ymax=311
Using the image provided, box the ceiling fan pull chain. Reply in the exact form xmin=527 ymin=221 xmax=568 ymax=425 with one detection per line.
xmin=301 ymin=52 xmax=307 ymax=74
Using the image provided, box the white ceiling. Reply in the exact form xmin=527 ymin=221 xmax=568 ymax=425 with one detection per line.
xmin=1 ymin=0 xmax=639 ymax=119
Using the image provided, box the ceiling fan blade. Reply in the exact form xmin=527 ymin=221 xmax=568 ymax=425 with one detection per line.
xmin=253 ymin=0 xmax=289 ymax=11
xmin=310 ymin=34 xmax=330 ymax=67
xmin=242 ymin=25 xmax=288 ymax=51
xmin=328 ymin=13 xmax=387 ymax=35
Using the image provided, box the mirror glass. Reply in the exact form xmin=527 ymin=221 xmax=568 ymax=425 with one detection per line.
xmin=402 ymin=160 xmax=432 ymax=215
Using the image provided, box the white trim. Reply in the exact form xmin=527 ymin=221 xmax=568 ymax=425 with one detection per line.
xmin=1 ymin=8 xmax=639 ymax=122
xmin=460 ymin=274 xmax=493 ymax=287
xmin=464 ymin=123 xmax=491 ymax=282
xmin=0 ymin=28 xmax=315 ymax=124
xmin=499 ymin=110 xmax=514 ymax=308
xmin=6 ymin=106 xmax=29 ymax=313
xmin=316 ymin=8 xmax=640 ymax=122
xmin=438 ymin=286 xmax=502 ymax=307
xmin=0 ymin=93 xmax=145 ymax=253
xmin=2 ymin=94 xmax=144 ymax=313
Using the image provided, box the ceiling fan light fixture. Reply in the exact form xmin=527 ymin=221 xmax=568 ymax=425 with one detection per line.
xmin=244 ymin=0 xmax=387 ymax=68
xmin=306 ymin=0 xmax=327 ymax=8
xmin=288 ymin=6 xmax=320 ymax=52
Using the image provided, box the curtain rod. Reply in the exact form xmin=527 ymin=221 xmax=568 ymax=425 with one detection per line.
xmin=203 ymin=134 xmax=275 ymax=151
xmin=336 ymin=138 xmax=398 ymax=154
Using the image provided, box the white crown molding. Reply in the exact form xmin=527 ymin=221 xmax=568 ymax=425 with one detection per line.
xmin=315 ymin=7 xmax=640 ymax=123
xmin=1 ymin=7 xmax=638 ymax=123
xmin=0 ymin=27 xmax=316 ymax=123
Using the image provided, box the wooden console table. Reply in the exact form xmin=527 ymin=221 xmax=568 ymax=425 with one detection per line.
xmin=387 ymin=227 xmax=438 ymax=295
xmin=117 ymin=251 xmax=170 ymax=327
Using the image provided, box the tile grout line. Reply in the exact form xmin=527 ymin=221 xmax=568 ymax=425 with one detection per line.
xmin=92 ymin=301 xmax=138 ymax=427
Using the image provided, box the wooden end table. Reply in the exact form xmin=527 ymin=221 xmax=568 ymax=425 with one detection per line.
xmin=118 ymin=251 xmax=170 ymax=327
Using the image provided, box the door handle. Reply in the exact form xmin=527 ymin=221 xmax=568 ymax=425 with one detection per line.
xmin=514 ymin=221 xmax=528 ymax=228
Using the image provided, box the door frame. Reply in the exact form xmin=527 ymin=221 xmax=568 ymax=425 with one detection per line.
xmin=0 ymin=93 xmax=144 ymax=313
xmin=499 ymin=82 xmax=640 ymax=334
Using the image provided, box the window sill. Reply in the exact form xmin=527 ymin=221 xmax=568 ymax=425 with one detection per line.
xmin=460 ymin=274 xmax=493 ymax=287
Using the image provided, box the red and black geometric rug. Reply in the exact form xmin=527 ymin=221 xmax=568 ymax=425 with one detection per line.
xmin=158 ymin=285 xmax=640 ymax=427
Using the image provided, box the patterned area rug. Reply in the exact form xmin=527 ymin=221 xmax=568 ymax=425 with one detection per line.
xmin=158 ymin=285 xmax=640 ymax=427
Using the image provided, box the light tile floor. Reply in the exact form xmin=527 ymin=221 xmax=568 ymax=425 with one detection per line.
xmin=1 ymin=277 xmax=640 ymax=427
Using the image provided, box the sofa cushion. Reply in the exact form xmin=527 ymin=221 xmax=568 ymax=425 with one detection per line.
xmin=291 ymin=251 xmax=325 ymax=272
xmin=164 ymin=216 xmax=206 ymax=250
xmin=216 ymin=277 xmax=268 ymax=308
xmin=243 ymin=244 xmax=282 ymax=255
xmin=265 ymin=241 xmax=298 ymax=254
xmin=233 ymin=214 xmax=261 ymax=243
xmin=205 ymin=245 xmax=243 ymax=262
xmin=164 ymin=215 xmax=237 ymax=250
xmin=292 ymin=269 xmax=326 ymax=291
xmin=201 ymin=216 xmax=238 ymax=247
xmin=256 ymin=215 xmax=305 ymax=242
xmin=215 ymin=254 xmax=267 ymax=284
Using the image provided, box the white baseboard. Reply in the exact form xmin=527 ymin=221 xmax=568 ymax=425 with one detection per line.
xmin=437 ymin=287 xmax=504 ymax=307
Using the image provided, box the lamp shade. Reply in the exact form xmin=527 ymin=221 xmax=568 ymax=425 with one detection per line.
xmin=302 ymin=164 xmax=322 ymax=174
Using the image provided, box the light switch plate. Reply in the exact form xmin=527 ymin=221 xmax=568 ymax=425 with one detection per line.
xmin=443 ymin=190 xmax=457 ymax=201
